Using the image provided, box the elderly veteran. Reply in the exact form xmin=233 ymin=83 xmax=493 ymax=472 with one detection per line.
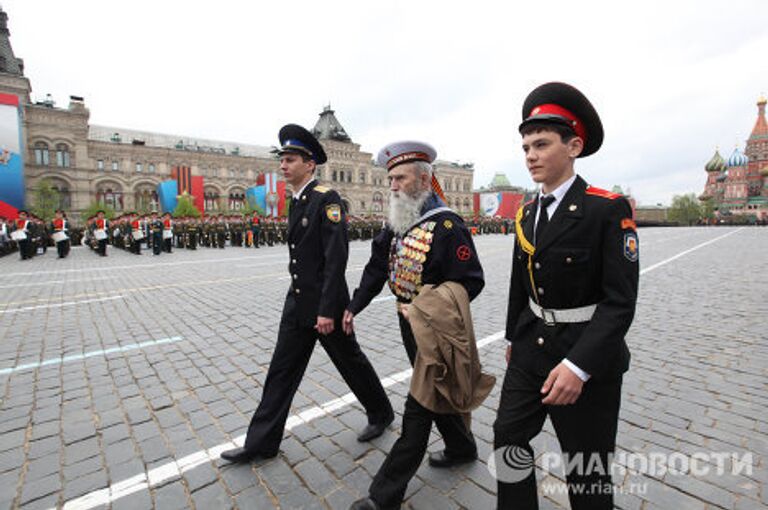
xmin=345 ymin=141 xmax=487 ymax=510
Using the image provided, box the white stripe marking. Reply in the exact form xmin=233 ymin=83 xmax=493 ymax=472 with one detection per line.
xmin=0 ymin=336 xmax=183 ymax=376
xmin=639 ymin=228 xmax=743 ymax=276
xmin=55 ymin=228 xmax=741 ymax=510
xmin=0 ymin=295 xmax=125 ymax=315
xmin=57 ymin=330 xmax=508 ymax=510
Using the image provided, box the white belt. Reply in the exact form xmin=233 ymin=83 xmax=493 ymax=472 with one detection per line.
xmin=529 ymin=298 xmax=596 ymax=326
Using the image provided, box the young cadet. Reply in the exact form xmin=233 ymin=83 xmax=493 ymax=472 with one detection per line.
xmin=12 ymin=209 xmax=31 ymax=260
xmin=493 ymin=82 xmax=639 ymax=510
xmin=220 ymin=124 xmax=393 ymax=464
xmin=51 ymin=209 xmax=70 ymax=258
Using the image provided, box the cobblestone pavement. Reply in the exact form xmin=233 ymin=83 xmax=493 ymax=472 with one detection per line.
xmin=0 ymin=226 xmax=765 ymax=510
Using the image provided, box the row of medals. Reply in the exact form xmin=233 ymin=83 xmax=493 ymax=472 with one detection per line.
xmin=389 ymin=221 xmax=437 ymax=300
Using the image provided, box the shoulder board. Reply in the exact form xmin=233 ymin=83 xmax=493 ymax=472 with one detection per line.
xmin=585 ymin=186 xmax=621 ymax=200
xmin=314 ymin=185 xmax=330 ymax=193
xmin=523 ymin=198 xmax=536 ymax=208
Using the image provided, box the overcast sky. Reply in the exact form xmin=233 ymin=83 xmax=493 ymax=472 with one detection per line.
xmin=5 ymin=0 xmax=767 ymax=205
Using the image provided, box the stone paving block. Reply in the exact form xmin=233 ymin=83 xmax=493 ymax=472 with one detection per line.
xmin=153 ymin=480 xmax=189 ymax=510
xmin=62 ymin=469 xmax=108 ymax=501
xmin=408 ymin=484 xmax=460 ymax=510
xmin=191 ymin=481 xmax=234 ymax=509
xmin=295 ymin=457 xmax=338 ymax=497
xmin=235 ymin=484 xmax=277 ymax=509
xmin=220 ymin=465 xmax=259 ymax=495
xmin=19 ymin=472 xmax=60 ymax=506
xmin=183 ymin=462 xmax=219 ymax=493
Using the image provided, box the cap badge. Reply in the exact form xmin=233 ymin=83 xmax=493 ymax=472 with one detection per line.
xmin=569 ymin=204 xmax=577 ymax=211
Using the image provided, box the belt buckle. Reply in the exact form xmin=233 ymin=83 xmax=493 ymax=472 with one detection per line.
xmin=541 ymin=308 xmax=557 ymax=326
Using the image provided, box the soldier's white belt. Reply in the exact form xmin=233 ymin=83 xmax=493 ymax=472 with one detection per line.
xmin=529 ymin=298 xmax=596 ymax=326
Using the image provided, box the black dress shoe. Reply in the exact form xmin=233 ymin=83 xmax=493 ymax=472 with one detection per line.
xmin=220 ymin=447 xmax=273 ymax=464
xmin=349 ymin=497 xmax=380 ymax=510
xmin=357 ymin=415 xmax=394 ymax=442
xmin=428 ymin=450 xmax=477 ymax=468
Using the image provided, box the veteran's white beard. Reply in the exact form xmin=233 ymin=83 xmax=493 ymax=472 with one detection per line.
xmin=388 ymin=189 xmax=431 ymax=235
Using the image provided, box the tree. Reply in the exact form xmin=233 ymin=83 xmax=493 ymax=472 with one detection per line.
xmin=173 ymin=192 xmax=201 ymax=218
xmin=80 ymin=201 xmax=116 ymax=222
xmin=668 ymin=193 xmax=702 ymax=226
xmin=700 ymin=198 xmax=715 ymax=222
xmin=31 ymin=178 xmax=60 ymax=222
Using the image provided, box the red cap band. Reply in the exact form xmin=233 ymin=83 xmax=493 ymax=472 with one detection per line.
xmin=527 ymin=103 xmax=587 ymax=142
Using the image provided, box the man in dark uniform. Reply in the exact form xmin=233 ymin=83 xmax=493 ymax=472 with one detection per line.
xmin=150 ymin=212 xmax=163 ymax=255
xmin=493 ymin=82 xmax=639 ymax=510
xmin=220 ymin=124 xmax=394 ymax=464
xmin=346 ymin=141 xmax=485 ymax=510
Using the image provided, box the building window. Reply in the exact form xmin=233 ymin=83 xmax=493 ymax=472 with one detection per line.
xmin=34 ymin=142 xmax=50 ymax=166
xmin=56 ymin=144 xmax=71 ymax=167
xmin=360 ymin=200 xmax=366 ymax=209
xmin=97 ymin=159 xmax=104 ymax=171
xmin=332 ymin=171 xmax=338 ymax=182
xmin=111 ymin=161 xmax=119 ymax=172
xmin=136 ymin=162 xmax=143 ymax=172
xmin=148 ymin=163 xmax=155 ymax=173
xmin=359 ymin=171 xmax=366 ymax=183
xmin=211 ymin=168 xmax=218 ymax=177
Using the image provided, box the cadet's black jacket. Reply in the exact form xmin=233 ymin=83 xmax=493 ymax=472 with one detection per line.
xmin=506 ymin=176 xmax=639 ymax=380
xmin=348 ymin=195 xmax=484 ymax=315
xmin=287 ymin=180 xmax=351 ymax=326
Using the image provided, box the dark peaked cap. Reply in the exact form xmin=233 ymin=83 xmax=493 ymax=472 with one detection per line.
xmin=278 ymin=124 xmax=328 ymax=165
xmin=519 ymin=82 xmax=604 ymax=158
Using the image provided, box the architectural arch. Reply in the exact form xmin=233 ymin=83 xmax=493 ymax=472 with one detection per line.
xmin=45 ymin=176 xmax=73 ymax=210
xmin=94 ymin=180 xmax=125 ymax=211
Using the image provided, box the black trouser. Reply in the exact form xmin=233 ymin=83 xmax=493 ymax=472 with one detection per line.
xmin=164 ymin=237 xmax=172 ymax=253
xmin=367 ymin=314 xmax=477 ymax=508
xmin=56 ymin=239 xmax=70 ymax=258
xmin=243 ymin=295 xmax=393 ymax=456
xmin=217 ymin=232 xmax=226 ymax=248
xmin=493 ymin=362 xmax=622 ymax=510
xmin=131 ymin=239 xmax=141 ymax=255
xmin=97 ymin=239 xmax=108 ymax=256
xmin=252 ymin=229 xmax=260 ymax=248
xmin=18 ymin=239 xmax=31 ymax=260
xmin=152 ymin=233 xmax=162 ymax=255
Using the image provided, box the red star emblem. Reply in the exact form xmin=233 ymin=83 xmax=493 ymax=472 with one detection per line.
xmin=456 ymin=245 xmax=471 ymax=261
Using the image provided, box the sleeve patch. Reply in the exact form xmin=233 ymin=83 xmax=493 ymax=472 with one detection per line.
xmin=325 ymin=204 xmax=341 ymax=223
xmin=621 ymin=218 xmax=637 ymax=231
xmin=623 ymin=233 xmax=639 ymax=262
xmin=456 ymin=244 xmax=472 ymax=261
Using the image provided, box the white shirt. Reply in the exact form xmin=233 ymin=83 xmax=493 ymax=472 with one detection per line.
xmin=293 ymin=178 xmax=316 ymax=201
xmin=533 ymin=173 xmax=591 ymax=383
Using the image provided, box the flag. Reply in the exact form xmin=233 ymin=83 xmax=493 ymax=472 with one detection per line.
xmin=474 ymin=192 xmax=525 ymax=219
xmin=0 ymin=93 xmax=24 ymax=210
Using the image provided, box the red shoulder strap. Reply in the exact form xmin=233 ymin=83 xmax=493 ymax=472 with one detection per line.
xmin=585 ymin=186 xmax=621 ymax=200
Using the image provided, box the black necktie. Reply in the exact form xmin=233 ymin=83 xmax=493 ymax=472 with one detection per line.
xmin=535 ymin=195 xmax=556 ymax=246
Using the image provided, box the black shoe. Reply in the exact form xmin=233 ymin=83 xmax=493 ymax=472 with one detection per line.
xmin=349 ymin=497 xmax=380 ymax=510
xmin=220 ymin=447 xmax=274 ymax=464
xmin=428 ymin=450 xmax=477 ymax=468
xmin=357 ymin=416 xmax=394 ymax=442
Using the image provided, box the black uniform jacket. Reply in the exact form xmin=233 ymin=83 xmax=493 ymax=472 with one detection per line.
xmin=348 ymin=195 xmax=485 ymax=315
xmin=287 ymin=180 xmax=351 ymax=326
xmin=506 ymin=176 xmax=639 ymax=381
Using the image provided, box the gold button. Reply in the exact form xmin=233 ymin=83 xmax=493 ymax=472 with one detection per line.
xmin=537 ymin=337 xmax=545 ymax=346
xmin=292 ymin=274 xmax=298 ymax=280
xmin=565 ymin=257 xmax=572 ymax=264
xmin=291 ymin=244 xmax=295 ymax=249
xmin=537 ymin=287 xmax=544 ymax=295
xmin=295 ymin=288 xmax=300 ymax=294
xmin=534 ymin=262 xmax=541 ymax=270
xmin=292 ymin=259 xmax=297 ymax=264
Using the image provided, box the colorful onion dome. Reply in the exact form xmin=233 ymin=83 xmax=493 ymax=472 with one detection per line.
xmin=705 ymin=149 xmax=726 ymax=172
xmin=726 ymin=147 xmax=748 ymax=167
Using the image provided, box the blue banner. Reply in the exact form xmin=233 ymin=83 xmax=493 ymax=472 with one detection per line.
xmin=157 ymin=180 xmax=178 ymax=213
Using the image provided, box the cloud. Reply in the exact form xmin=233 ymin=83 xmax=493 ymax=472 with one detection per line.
xmin=4 ymin=0 xmax=766 ymax=205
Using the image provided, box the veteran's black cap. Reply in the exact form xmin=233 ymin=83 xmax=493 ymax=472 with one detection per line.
xmin=278 ymin=124 xmax=327 ymax=165
xmin=519 ymin=82 xmax=603 ymax=158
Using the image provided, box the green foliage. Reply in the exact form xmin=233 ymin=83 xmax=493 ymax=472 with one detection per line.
xmin=668 ymin=193 xmax=702 ymax=226
xmin=31 ymin=178 xmax=60 ymax=222
xmin=173 ymin=192 xmax=201 ymax=218
xmin=80 ymin=201 xmax=116 ymax=222
xmin=700 ymin=198 xmax=715 ymax=220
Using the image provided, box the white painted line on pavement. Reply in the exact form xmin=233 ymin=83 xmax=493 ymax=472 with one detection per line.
xmin=0 ymin=295 xmax=125 ymax=315
xmin=54 ymin=229 xmax=740 ymax=510
xmin=640 ymin=228 xmax=743 ymax=276
xmin=56 ymin=329 xmax=507 ymax=510
xmin=0 ymin=336 xmax=184 ymax=377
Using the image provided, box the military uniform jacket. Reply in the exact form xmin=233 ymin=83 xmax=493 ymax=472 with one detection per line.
xmin=287 ymin=180 xmax=351 ymax=326
xmin=506 ymin=176 xmax=639 ymax=380
xmin=348 ymin=194 xmax=484 ymax=315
